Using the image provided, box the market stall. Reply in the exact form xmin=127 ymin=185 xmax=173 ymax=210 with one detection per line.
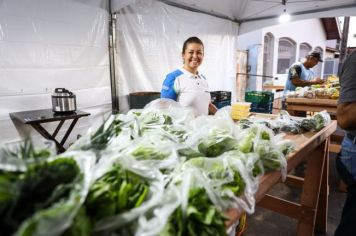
xmin=0 ymin=102 xmax=334 ymax=236
xmin=227 ymin=115 xmax=337 ymax=235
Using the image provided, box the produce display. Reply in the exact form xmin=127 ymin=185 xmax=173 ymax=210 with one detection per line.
xmin=286 ymin=75 xmax=340 ymax=99
xmin=0 ymin=99 xmax=331 ymax=236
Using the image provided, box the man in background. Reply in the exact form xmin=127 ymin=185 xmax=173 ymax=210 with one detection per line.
xmin=284 ymin=50 xmax=324 ymax=93
xmin=282 ymin=50 xmax=325 ymax=116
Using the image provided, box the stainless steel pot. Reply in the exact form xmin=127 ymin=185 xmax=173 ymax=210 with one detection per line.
xmin=52 ymin=88 xmax=77 ymax=113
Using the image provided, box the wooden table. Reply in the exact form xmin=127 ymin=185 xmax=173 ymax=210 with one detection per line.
xmin=285 ymin=97 xmax=342 ymax=153
xmin=10 ymin=109 xmax=90 ymax=153
xmin=226 ymin=118 xmax=337 ymax=236
xmin=285 ymin=97 xmax=338 ymax=115
xmin=263 ymin=85 xmax=285 ymax=92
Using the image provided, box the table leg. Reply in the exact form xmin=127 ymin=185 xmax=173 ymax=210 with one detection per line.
xmin=31 ymin=123 xmax=66 ymax=153
xmin=297 ymin=140 xmax=327 ymax=235
xmin=287 ymin=109 xmax=296 ymax=116
xmin=60 ymin=118 xmax=78 ymax=146
xmin=315 ymin=139 xmax=329 ymax=233
xmin=52 ymin=120 xmax=65 ymax=138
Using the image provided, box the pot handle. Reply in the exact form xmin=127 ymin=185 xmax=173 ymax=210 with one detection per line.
xmin=55 ymin=88 xmax=68 ymax=93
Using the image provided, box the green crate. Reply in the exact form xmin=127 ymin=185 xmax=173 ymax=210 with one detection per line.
xmin=245 ymin=91 xmax=274 ymax=105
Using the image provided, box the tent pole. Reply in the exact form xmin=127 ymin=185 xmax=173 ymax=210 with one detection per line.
xmin=109 ymin=10 xmax=119 ymax=114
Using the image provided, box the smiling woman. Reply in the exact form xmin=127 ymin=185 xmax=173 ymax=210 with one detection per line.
xmin=160 ymin=37 xmax=217 ymax=116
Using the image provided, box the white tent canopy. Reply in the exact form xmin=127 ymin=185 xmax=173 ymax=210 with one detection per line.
xmin=112 ymin=0 xmax=356 ymax=34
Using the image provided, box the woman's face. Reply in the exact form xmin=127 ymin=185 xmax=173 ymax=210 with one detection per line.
xmin=182 ymin=43 xmax=204 ymax=72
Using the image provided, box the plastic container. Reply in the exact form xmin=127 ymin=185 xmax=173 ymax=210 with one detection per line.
xmin=231 ymin=102 xmax=251 ymax=120
xmin=129 ymin=92 xmax=161 ymax=109
xmin=245 ymin=91 xmax=274 ymax=104
xmin=244 ymin=91 xmax=274 ymax=114
xmin=213 ymin=100 xmax=231 ymax=109
xmin=210 ymin=91 xmax=232 ymax=103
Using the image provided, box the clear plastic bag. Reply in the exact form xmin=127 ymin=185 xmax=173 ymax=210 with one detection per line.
xmin=311 ymin=110 xmax=331 ymax=131
xmin=8 ymin=151 xmax=96 ymax=236
xmin=0 ymin=138 xmax=56 ymax=172
xmin=180 ymin=156 xmax=257 ymax=214
xmin=80 ymin=152 xmax=166 ymax=235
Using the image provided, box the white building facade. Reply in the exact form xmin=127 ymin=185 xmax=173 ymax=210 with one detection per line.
xmin=237 ymin=18 xmax=327 ymax=90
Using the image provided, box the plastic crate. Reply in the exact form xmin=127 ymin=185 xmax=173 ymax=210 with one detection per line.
xmin=250 ymin=102 xmax=273 ymax=114
xmin=210 ymin=91 xmax=232 ymax=103
xmin=129 ymin=92 xmax=161 ymax=109
xmin=244 ymin=91 xmax=274 ymax=105
xmin=213 ymin=100 xmax=231 ymax=109
xmin=245 ymin=91 xmax=274 ymax=114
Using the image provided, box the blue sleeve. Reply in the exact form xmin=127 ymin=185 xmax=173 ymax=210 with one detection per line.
xmin=161 ymin=70 xmax=182 ymax=101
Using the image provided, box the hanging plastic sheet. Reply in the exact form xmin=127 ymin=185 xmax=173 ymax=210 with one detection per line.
xmin=115 ymin=0 xmax=239 ymax=112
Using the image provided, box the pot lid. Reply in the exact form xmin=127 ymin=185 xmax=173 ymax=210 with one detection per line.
xmin=52 ymin=88 xmax=75 ymax=97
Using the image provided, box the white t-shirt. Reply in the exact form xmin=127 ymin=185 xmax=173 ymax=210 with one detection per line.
xmin=161 ymin=68 xmax=211 ymax=115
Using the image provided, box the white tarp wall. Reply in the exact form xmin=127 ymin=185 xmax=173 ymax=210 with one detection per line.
xmin=0 ymin=0 xmax=112 ymax=145
xmin=115 ymin=0 xmax=239 ymax=112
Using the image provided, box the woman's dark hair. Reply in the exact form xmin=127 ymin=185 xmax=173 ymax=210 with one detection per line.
xmin=182 ymin=36 xmax=204 ymax=54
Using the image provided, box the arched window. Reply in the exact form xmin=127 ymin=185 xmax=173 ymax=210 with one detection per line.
xmin=277 ymin=37 xmax=296 ymax=74
xmin=263 ymin=33 xmax=274 ymax=82
xmin=299 ymin=43 xmax=312 ymax=61
xmin=313 ymin=46 xmax=324 ymax=78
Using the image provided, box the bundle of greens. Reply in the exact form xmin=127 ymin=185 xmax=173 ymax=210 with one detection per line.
xmin=184 ymin=158 xmax=246 ymax=198
xmin=225 ymin=150 xmax=263 ymax=177
xmin=197 ymin=130 xmax=238 ymax=157
xmin=178 ymin=148 xmax=203 ymax=160
xmin=159 ymin=188 xmax=228 ymax=236
xmin=81 ymin=117 xmax=123 ymax=151
xmin=300 ymin=118 xmax=317 ymax=131
xmin=135 ymin=112 xmax=173 ymax=136
xmin=236 ymin=126 xmax=285 ymax=172
xmin=312 ymin=111 xmax=331 ymax=131
xmin=84 ymin=164 xmax=150 ymax=226
xmin=0 ymin=157 xmax=80 ymax=235
xmin=131 ymin=146 xmax=170 ymax=161
xmin=162 ymin=125 xmax=189 ymax=142
xmin=0 ymin=138 xmax=52 ymax=160
xmin=237 ymin=126 xmax=270 ymax=154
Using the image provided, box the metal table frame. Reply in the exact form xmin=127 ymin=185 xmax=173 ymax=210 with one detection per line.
xmin=10 ymin=109 xmax=90 ymax=153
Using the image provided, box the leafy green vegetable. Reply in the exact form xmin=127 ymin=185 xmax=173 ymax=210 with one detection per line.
xmin=260 ymin=130 xmax=270 ymax=140
xmin=278 ymin=140 xmax=295 ymax=156
xmin=81 ymin=118 xmax=123 ymax=151
xmin=301 ymin=118 xmax=317 ymax=131
xmin=131 ymin=146 xmax=169 ymax=160
xmin=198 ymin=130 xmax=238 ymax=157
xmin=254 ymin=140 xmax=283 ymax=171
xmin=1 ymin=138 xmax=51 ymax=160
xmin=162 ymin=125 xmax=188 ymax=142
xmin=0 ymin=158 xmax=80 ymax=236
xmin=313 ymin=113 xmax=328 ymax=131
xmin=62 ymin=206 xmax=93 ymax=236
xmin=260 ymin=150 xmax=282 ymax=171
xmin=139 ymin=112 xmax=173 ymax=126
xmin=160 ymin=188 xmax=228 ymax=236
xmin=185 ymin=158 xmax=246 ymax=197
xmin=178 ymin=148 xmax=203 ymax=160
xmin=237 ymin=119 xmax=253 ymax=129
xmin=237 ymin=132 xmax=254 ymax=153
xmin=85 ymin=164 xmax=149 ymax=222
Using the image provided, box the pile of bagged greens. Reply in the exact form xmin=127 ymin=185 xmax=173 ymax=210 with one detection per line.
xmin=0 ymin=99 xmax=331 ymax=236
